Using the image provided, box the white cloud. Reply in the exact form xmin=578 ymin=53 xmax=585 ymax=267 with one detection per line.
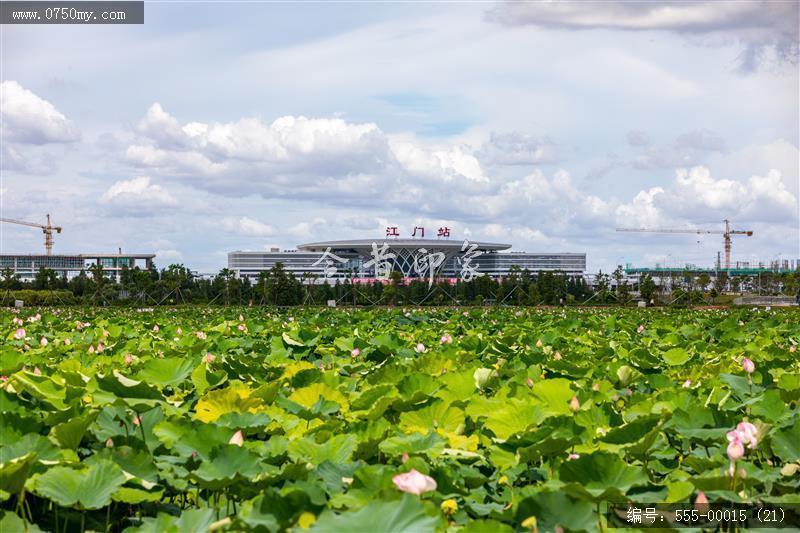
xmin=222 ymin=216 xmax=276 ymax=237
xmin=477 ymin=132 xmax=559 ymax=166
xmin=101 ymin=176 xmax=177 ymax=210
xmin=617 ymin=166 xmax=798 ymax=226
xmin=487 ymin=1 xmax=799 ymax=72
xmin=154 ymin=249 xmax=184 ymax=264
xmin=0 ymin=81 xmax=80 ymax=144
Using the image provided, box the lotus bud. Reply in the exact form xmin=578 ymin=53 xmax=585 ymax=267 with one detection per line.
xmin=637 ymin=325 xmax=645 ymax=334
xmin=33 ymin=367 xmax=41 ymax=376
xmin=229 ymin=430 xmax=244 ymax=447
xmin=526 ymin=377 xmax=534 ymax=388
xmin=402 ymin=452 xmax=409 ymax=463
xmin=742 ymin=357 xmax=755 ymax=374
xmin=196 ymin=331 xmax=206 ymax=339
xmin=569 ymin=396 xmax=581 ymax=412
xmin=592 ymin=383 xmax=600 ymax=392
xmin=132 ymin=416 xmax=142 ymax=426
xmin=97 ymin=343 xmax=103 ymax=353
xmin=440 ymin=334 xmax=453 ymax=344
xmin=682 ymin=379 xmax=692 ymax=388
xmin=40 ymin=337 xmax=48 ymax=346
xmin=536 ymin=339 xmax=543 ymax=348
xmin=106 ymin=438 xmax=114 ymax=448
xmin=554 ymin=352 xmax=562 ymax=361
xmin=88 ymin=345 xmax=95 ymax=354
xmin=176 ymin=327 xmax=182 ymax=335
xmin=695 ymin=491 xmax=708 ymax=505
xmin=64 ymin=338 xmax=71 ymax=345
xmin=567 ymin=453 xmax=580 ymax=460
xmin=351 ymin=348 xmax=360 ymax=358
xmin=239 ymin=314 xmax=244 ymax=321
xmin=124 ymin=354 xmax=133 ymax=365
xmin=153 ymin=325 xmax=159 ymax=332
xmin=204 ymin=353 xmax=215 ymax=364
xmin=790 ymin=345 xmax=797 ymax=353
xmin=392 ymin=469 xmax=437 ymax=495
xmin=727 ymin=439 xmax=744 ymax=461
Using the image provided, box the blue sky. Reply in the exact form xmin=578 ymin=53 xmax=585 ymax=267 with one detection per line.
xmin=2 ymin=1 xmax=798 ymax=272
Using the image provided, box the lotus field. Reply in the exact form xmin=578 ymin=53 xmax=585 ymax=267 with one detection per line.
xmin=1 ymin=307 xmax=799 ymax=532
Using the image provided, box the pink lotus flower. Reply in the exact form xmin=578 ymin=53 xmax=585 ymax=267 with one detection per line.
xmin=204 ymin=353 xmax=215 ymax=364
xmin=229 ymin=430 xmax=244 ymax=447
xmin=40 ymin=337 xmax=48 ymax=347
xmin=414 ymin=343 xmax=426 ymax=353
xmin=637 ymin=324 xmax=645 ymax=334
xmin=13 ymin=328 xmax=25 ymax=340
xmin=196 ymin=331 xmax=207 ymax=340
xmin=237 ymin=324 xmax=246 ymax=331
xmin=569 ymin=396 xmax=581 ymax=412
xmin=728 ymin=422 xmax=758 ymax=449
xmin=440 ymin=334 xmax=453 ymax=344
xmin=567 ymin=453 xmax=580 ymax=460
xmin=0 ymin=376 xmax=8 ymax=383
xmin=392 ymin=469 xmax=437 ymax=495
xmin=742 ymin=357 xmax=755 ymax=374
xmin=727 ymin=439 xmax=744 ymax=461
xmin=351 ymin=348 xmax=360 ymax=357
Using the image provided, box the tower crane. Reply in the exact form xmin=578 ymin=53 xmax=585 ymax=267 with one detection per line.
xmin=0 ymin=214 xmax=62 ymax=255
xmin=616 ymin=219 xmax=752 ymax=271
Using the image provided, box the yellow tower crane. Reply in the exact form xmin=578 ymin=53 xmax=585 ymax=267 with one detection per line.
xmin=0 ymin=214 xmax=62 ymax=255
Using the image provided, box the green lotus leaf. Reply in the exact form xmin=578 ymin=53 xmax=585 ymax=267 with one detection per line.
xmin=662 ymin=347 xmax=691 ymax=366
xmin=399 ymin=401 xmax=464 ymax=435
xmin=288 ymin=434 xmax=357 ymax=465
xmin=135 ymin=357 xmax=195 ymax=388
xmin=0 ymin=453 xmax=37 ymax=494
xmin=379 ymin=432 xmax=446 ymax=458
xmin=195 ymin=383 xmax=265 ymax=423
xmin=516 ymin=490 xmax=596 ymax=532
xmin=49 ymin=412 xmax=97 ymax=449
xmin=193 ymin=445 xmax=262 ymax=483
xmin=124 ymin=508 xmax=216 ymax=533
xmin=311 ymin=494 xmax=440 ymax=532
xmin=190 ymin=363 xmax=228 ymax=395
xmin=559 ymin=452 xmax=649 ymax=500
xmin=32 ymin=460 xmax=126 ymax=509
xmin=771 ymin=422 xmax=800 ymax=462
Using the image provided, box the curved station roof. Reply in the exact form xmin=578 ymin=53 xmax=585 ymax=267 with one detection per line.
xmin=297 ymin=239 xmax=511 ymax=253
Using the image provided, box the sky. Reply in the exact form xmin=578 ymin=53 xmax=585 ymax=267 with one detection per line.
xmin=1 ymin=0 xmax=799 ymax=273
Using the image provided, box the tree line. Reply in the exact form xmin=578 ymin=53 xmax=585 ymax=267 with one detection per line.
xmin=2 ymin=263 xmax=797 ymax=307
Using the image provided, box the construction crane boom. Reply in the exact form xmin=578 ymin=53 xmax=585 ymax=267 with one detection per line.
xmin=616 ymin=219 xmax=752 ymax=271
xmin=0 ymin=214 xmax=62 ymax=255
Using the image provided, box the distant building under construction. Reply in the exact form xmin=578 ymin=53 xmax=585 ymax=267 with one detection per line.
xmin=1 ymin=253 xmax=155 ymax=280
